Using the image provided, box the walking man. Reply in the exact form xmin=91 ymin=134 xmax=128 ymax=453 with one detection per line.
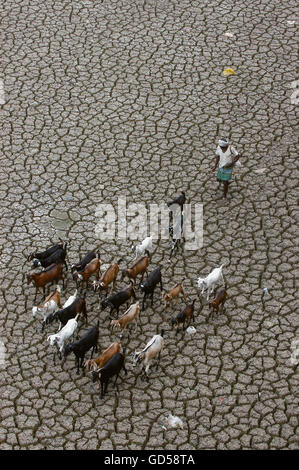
xmin=212 ymin=138 xmax=240 ymax=200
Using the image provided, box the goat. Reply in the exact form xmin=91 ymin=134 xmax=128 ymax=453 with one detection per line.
xmin=64 ymin=321 xmax=99 ymax=374
xmin=84 ymin=341 xmax=122 ymax=372
xmin=101 ymin=283 xmax=136 ymax=317
xmin=171 ymin=299 xmax=196 ymax=334
xmin=27 ymin=263 xmax=64 ymax=299
xmin=169 ymin=212 xmax=185 ymax=260
xmin=197 ymin=265 xmax=225 ymax=301
xmin=121 ymin=255 xmax=149 ymax=285
xmin=71 ymin=250 xmax=97 ymax=273
xmin=32 ymin=285 xmax=62 ymax=332
xmin=132 ymin=236 xmax=153 ymax=259
xmin=110 ymin=302 xmax=141 ymax=335
xmin=92 ymin=350 xmax=127 ymax=399
xmin=163 ymin=279 xmax=186 ymax=311
xmin=72 ymin=254 xmax=100 ymax=288
xmin=62 ymin=289 xmax=78 ymax=309
xmin=166 ymin=191 xmax=186 ymax=210
xmin=27 ymin=242 xmax=64 ymax=262
xmin=46 ymin=292 xmax=87 ymax=330
xmin=32 ymin=242 xmax=68 ymax=271
xmin=140 ymin=266 xmax=162 ymax=310
xmin=47 ymin=314 xmax=79 ymax=361
xmin=131 ymin=330 xmax=164 ymax=379
xmin=93 ymin=259 xmax=122 ymax=296
xmin=208 ymin=288 xmax=227 ymax=319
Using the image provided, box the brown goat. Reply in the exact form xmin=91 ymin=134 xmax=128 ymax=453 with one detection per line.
xmin=84 ymin=341 xmax=122 ymax=371
xmin=163 ymin=279 xmax=186 ymax=311
xmin=208 ymin=288 xmax=227 ymax=319
xmin=121 ymin=255 xmax=149 ymax=284
xmin=171 ymin=299 xmax=196 ymax=334
xmin=93 ymin=259 xmax=122 ymax=296
xmin=110 ymin=301 xmax=141 ymax=334
xmin=27 ymin=263 xmax=64 ymax=299
xmin=73 ymin=255 xmax=100 ymax=288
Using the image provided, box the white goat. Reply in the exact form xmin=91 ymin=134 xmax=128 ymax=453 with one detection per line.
xmin=132 ymin=236 xmax=153 ymax=259
xmin=132 ymin=330 xmax=164 ymax=378
xmin=32 ymin=285 xmax=61 ymax=331
xmin=47 ymin=314 xmax=79 ymax=360
xmin=62 ymin=289 xmax=77 ymax=308
xmin=197 ymin=265 xmax=225 ymax=300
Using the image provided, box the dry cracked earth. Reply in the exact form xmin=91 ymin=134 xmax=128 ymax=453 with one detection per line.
xmin=0 ymin=0 xmax=298 ymax=451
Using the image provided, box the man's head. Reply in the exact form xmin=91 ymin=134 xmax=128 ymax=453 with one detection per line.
xmin=218 ymin=138 xmax=229 ymax=150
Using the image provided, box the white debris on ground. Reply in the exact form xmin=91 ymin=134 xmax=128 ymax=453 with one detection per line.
xmin=254 ymin=168 xmax=267 ymax=174
xmin=164 ymin=414 xmax=184 ymax=430
xmin=186 ymin=326 xmax=196 ymax=335
xmin=224 ymin=31 xmax=235 ymax=37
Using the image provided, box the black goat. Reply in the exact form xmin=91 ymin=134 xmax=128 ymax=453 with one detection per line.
xmin=71 ymin=250 xmax=97 ymax=273
xmin=64 ymin=321 xmax=99 ymax=374
xmin=46 ymin=293 xmax=87 ymax=329
xmin=140 ymin=266 xmax=163 ymax=310
xmin=171 ymin=299 xmax=196 ymax=334
xmin=28 ymin=242 xmax=64 ymax=262
xmin=101 ymin=283 xmax=136 ymax=317
xmin=32 ymin=243 xmax=68 ymax=270
xmin=169 ymin=212 xmax=184 ymax=260
xmin=166 ymin=191 xmax=186 ymax=210
xmin=92 ymin=349 xmax=127 ymax=399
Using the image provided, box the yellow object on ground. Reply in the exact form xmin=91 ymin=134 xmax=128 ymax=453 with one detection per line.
xmin=223 ymin=68 xmax=235 ymax=76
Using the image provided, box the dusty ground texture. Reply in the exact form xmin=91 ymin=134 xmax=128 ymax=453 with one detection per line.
xmin=0 ymin=0 xmax=298 ymax=451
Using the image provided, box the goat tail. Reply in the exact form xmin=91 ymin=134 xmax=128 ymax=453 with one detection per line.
xmin=160 ymin=328 xmax=165 ymax=337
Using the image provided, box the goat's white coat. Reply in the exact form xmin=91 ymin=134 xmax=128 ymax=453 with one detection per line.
xmin=197 ymin=265 xmax=225 ymax=300
xmin=133 ymin=236 xmax=153 ymax=259
xmin=63 ymin=289 xmax=77 ymax=309
xmin=132 ymin=333 xmax=164 ymax=375
xmin=32 ymin=286 xmax=61 ymax=321
xmin=47 ymin=315 xmax=79 ymax=354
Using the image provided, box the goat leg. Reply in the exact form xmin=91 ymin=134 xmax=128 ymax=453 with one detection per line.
xmin=113 ymin=373 xmax=119 ymax=388
xmin=76 ymin=356 xmax=80 ymax=375
xmin=100 ymin=382 xmax=104 ymax=399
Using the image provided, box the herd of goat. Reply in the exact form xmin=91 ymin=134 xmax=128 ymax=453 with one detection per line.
xmin=26 ymin=193 xmax=228 ymax=399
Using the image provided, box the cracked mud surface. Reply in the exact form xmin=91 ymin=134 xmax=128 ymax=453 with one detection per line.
xmin=0 ymin=0 xmax=298 ymax=450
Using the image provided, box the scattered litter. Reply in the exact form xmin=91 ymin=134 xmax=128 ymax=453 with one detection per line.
xmin=164 ymin=414 xmax=184 ymax=430
xmin=161 ymin=425 xmax=167 ymax=431
xmin=224 ymin=31 xmax=235 ymax=38
xmin=254 ymin=168 xmax=267 ymax=174
xmin=263 ymin=287 xmax=269 ymax=295
xmin=223 ymin=68 xmax=235 ymax=76
xmin=287 ymin=20 xmax=295 ymax=25
xmin=186 ymin=326 xmax=196 ymax=335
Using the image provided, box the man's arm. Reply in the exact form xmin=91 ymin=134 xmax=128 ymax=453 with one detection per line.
xmin=212 ymin=155 xmax=220 ymax=171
